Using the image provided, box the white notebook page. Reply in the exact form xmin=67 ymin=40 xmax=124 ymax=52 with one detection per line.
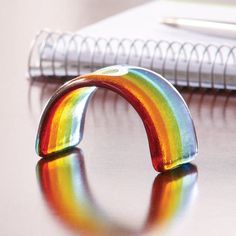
xmin=29 ymin=1 xmax=236 ymax=89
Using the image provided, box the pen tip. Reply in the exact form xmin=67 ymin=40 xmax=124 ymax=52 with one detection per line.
xmin=160 ymin=17 xmax=178 ymax=27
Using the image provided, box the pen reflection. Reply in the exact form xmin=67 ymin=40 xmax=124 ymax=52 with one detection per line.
xmin=36 ymin=149 xmax=197 ymax=236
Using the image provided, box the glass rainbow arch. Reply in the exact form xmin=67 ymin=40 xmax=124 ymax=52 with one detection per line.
xmin=36 ymin=65 xmax=198 ymax=172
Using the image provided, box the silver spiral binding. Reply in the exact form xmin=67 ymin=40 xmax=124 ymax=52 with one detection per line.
xmin=28 ymin=30 xmax=236 ymax=90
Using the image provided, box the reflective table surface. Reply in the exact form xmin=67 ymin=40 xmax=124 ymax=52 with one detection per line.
xmin=1 ymin=0 xmax=236 ymax=235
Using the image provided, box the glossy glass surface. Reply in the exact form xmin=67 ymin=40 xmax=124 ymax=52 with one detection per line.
xmin=37 ymin=149 xmax=197 ymax=236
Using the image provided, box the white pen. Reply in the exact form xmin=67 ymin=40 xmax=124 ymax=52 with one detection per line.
xmin=161 ymin=17 xmax=236 ymax=39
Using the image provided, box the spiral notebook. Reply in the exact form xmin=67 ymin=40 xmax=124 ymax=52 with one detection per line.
xmin=28 ymin=1 xmax=236 ymax=90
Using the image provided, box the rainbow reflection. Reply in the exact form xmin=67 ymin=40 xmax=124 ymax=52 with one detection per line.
xmin=36 ymin=149 xmax=197 ymax=235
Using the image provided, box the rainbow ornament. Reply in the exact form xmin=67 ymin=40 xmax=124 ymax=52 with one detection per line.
xmin=36 ymin=65 xmax=198 ymax=172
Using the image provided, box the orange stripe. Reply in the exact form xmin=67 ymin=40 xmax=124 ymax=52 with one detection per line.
xmin=86 ymin=74 xmax=173 ymax=164
xmin=47 ymin=92 xmax=77 ymax=153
